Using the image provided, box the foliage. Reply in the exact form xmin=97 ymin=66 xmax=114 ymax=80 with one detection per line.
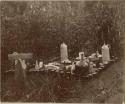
xmin=1 ymin=1 xmax=124 ymax=59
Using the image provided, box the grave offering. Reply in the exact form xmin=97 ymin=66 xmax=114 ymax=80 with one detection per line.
xmin=71 ymin=62 xmax=75 ymax=74
xmin=76 ymin=52 xmax=87 ymax=61
xmin=76 ymin=59 xmax=88 ymax=67
xmin=35 ymin=60 xmax=39 ymax=70
xmin=79 ymin=52 xmax=85 ymax=60
xmin=47 ymin=62 xmax=60 ymax=66
xmin=60 ymin=43 xmax=69 ymax=63
xmin=76 ymin=52 xmax=88 ymax=67
xmin=45 ymin=63 xmax=60 ymax=71
xmin=89 ymin=51 xmax=101 ymax=61
xmin=39 ymin=61 xmax=43 ymax=68
xmin=102 ymin=43 xmax=110 ymax=64
xmin=89 ymin=62 xmax=96 ymax=73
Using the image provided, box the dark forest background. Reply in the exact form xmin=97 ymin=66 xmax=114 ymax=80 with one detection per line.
xmin=1 ymin=1 xmax=125 ymax=66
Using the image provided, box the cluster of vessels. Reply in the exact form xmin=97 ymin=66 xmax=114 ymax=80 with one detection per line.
xmin=7 ymin=43 xmax=117 ymax=78
xmin=27 ymin=43 xmax=116 ymax=78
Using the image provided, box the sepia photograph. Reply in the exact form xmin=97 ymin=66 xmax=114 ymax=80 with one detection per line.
xmin=1 ymin=0 xmax=125 ymax=103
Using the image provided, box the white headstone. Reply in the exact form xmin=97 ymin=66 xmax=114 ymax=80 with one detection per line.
xmin=102 ymin=43 xmax=110 ymax=64
xmin=60 ymin=43 xmax=68 ymax=62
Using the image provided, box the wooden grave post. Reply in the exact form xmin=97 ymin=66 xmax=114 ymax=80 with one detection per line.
xmin=8 ymin=52 xmax=33 ymax=97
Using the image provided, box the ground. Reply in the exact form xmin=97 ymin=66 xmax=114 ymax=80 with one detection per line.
xmin=1 ymin=59 xmax=124 ymax=103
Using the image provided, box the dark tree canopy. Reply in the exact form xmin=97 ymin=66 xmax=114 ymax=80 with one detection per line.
xmin=1 ymin=1 xmax=125 ymax=60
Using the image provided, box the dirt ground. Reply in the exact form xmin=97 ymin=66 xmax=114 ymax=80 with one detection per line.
xmin=1 ymin=59 xmax=124 ymax=103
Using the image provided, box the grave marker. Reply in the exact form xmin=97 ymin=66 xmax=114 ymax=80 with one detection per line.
xmin=8 ymin=52 xmax=33 ymax=91
xmin=102 ymin=44 xmax=110 ymax=64
xmin=8 ymin=52 xmax=33 ymax=72
xmin=60 ymin=43 xmax=68 ymax=62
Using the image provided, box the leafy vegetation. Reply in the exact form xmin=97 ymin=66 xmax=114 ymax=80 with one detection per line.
xmin=1 ymin=1 xmax=124 ymax=58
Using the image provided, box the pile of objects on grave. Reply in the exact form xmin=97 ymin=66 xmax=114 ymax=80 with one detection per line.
xmin=7 ymin=43 xmax=118 ymax=79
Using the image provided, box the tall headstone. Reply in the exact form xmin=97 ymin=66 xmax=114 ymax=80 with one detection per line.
xmin=102 ymin=43 xmax=110 ymax=64
xmin=60 ymin=43 xmax=68 ymax=62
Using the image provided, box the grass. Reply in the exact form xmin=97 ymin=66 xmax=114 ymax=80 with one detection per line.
xmin=1 ymin=59 xmax=124 ymax=103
